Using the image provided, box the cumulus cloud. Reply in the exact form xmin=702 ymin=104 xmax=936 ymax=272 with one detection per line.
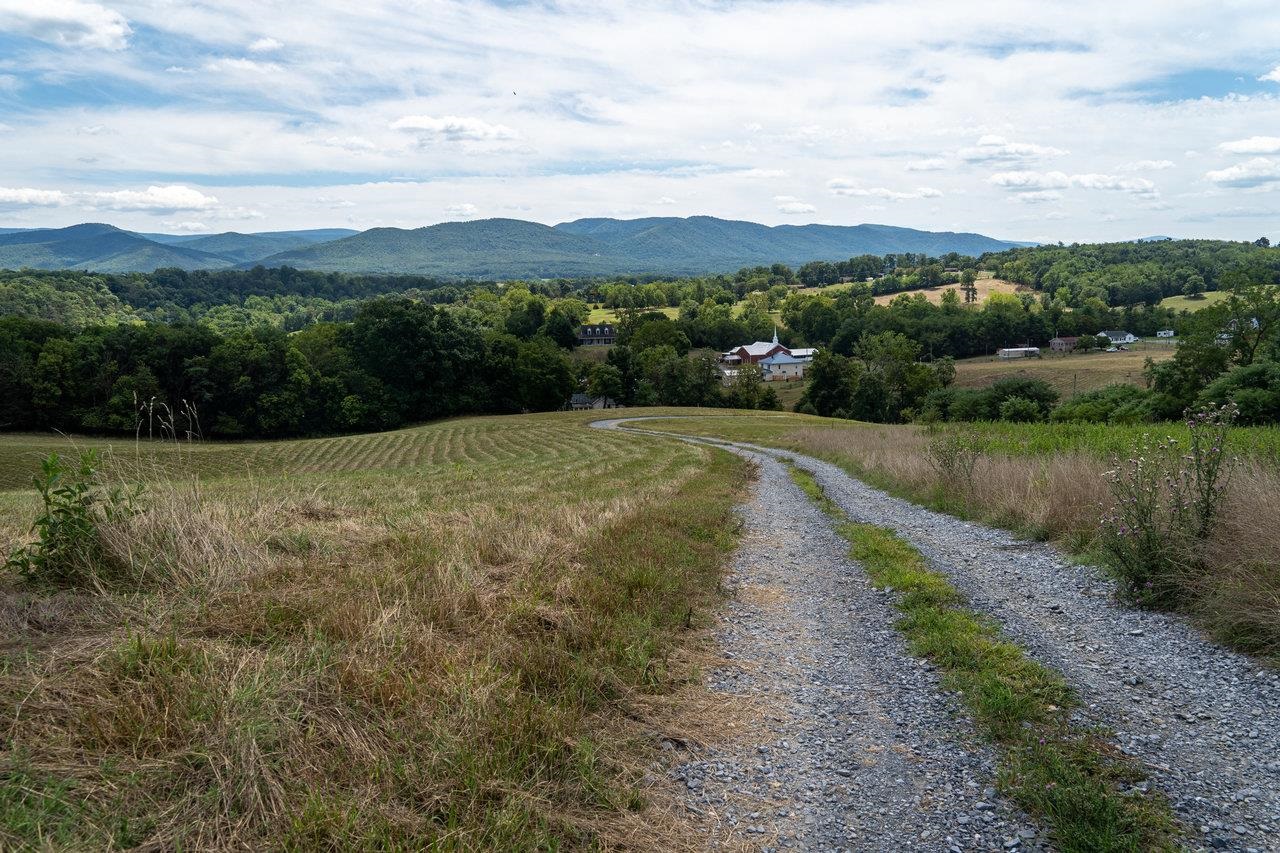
xmin=0 ymin=0 xmax=130 ymax=50
xmin=1009 ymin=190 xmax=1063 ymax=204
xmin=0 ymin=187 xmax=70 ymax=206
xmin=443 ymin=202 xmax=478 ymax=218
xmin=655 ymin=196 xmax=677 ymax=205
xmin=248 ymin=37 xmax=283 ymax=52
xmin=391 ymin=115 xmax=517 ymax=142
xmin=827 ymin=179 xmax=942 ymax=200
xmin=85 ymin=185 xmax=219 ymax=212
xmin=1118 ymin=159 xmax=1175 ymax=171
xmin=905 ymin=157 xmax=948 ymax=171
xmin=1204 ymin=158 xmax=1280 ymax=188
xmin=160 ymin=220 xmax=209 ymax=233
xmin=1219 ymin=136 xmax=1280 ymax=154
xmin=989 ymin=171 xmax=1158 ymax=197
xmin=1260 ymin=65 xmax=1280 ymax=84
xmin=958 ymin=135 xmax=1067 ymax=164
xmin=774 ymin=195 xmax=816 ymax=214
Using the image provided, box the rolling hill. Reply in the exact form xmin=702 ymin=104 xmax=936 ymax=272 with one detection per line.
xmin=160 ymin=229 xmax=361 ymax=263
xmin=0 ymin=217 xmax=1028 ymax=276
xmin=256 ymin=218 xmax=635 ymax=277
xmin=556 ymin=216 xmax=1028 ymax=268
xmin=0 ymin=224 xmax=234 ymax=273
xmin=256 ymin=216 xmax=1028 ymax=276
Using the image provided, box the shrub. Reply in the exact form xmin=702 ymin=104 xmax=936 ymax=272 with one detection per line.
xmin=1197 ymin=361 xmax=1280 ymax=425
xmin=1099 ymin=404 xmax=1237 ymax=605
xmin=5 ymin=451 xmax=140 ymax=589
xmin=998 ymin=395 xmax=1043 ymax=422
xmin=926 ymin=427 xmax=981 ymax=499
xmin=1052 ymin=384 xmax=1155 ymax=425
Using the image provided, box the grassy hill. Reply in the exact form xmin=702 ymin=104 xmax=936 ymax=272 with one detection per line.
xmin=0 ymin=411 xmax=746 ymax=848
xmin=1159 ymin=291 xmax=1231 ymax=312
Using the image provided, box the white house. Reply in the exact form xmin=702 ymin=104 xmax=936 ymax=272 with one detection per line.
xmin=1099 ymin=330 xmax=1138 ymax=345
xmin=997 ymin=347 xmax=1041 ymax=359
xmin=1156 ymin=329 xmax=1176 ymax=339
xmin=759 ymin=352 xmax=810 ymax=381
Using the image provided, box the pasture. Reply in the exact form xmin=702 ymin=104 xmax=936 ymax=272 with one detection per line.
xmin=0 ymin=411 xmax=747 ymax=849
xmin=952 ymin=346 xmax=1175 ymax=397
xmin=1159 ymin=291 xmax=1230 ymax=312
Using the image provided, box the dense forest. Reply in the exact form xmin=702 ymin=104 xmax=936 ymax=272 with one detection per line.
xmin=1 ymin=237 xmax=1278 ymax=436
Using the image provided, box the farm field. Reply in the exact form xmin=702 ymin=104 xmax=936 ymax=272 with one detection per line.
xmin=1159 ymin=290 xmax=1230 ymax=312
xmin=0 ymin=410 xmax=748 ymax=849
xmin=792 ymin=271 xmax=1027 ymax=307
xmin=952 ymin=346 xmax=1175 ymax=397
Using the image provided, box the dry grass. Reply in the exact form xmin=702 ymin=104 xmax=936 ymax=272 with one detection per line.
xmin=638 ymin=412 xmax=1280 ymax=662
xmin=0 ymin=413 xmax=750 ymax=849
xmin=872 ymin=276 xmax=1028 ymax=306
xmin=953 ymin=347 xmax=1176 ymax=397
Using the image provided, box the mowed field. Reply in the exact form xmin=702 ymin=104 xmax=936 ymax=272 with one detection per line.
xmin=952 ymin=346 xmax=1176 ymax=397
xmin=0 ymin=411 xmax=749 ymax=849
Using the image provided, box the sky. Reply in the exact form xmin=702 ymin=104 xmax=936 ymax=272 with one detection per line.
xmin=1 ymin=0 xmax=1279 ymax=244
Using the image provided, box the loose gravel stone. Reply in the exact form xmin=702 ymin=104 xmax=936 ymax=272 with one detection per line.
xmin=595 ymin=418 xmax=1280 ymax=853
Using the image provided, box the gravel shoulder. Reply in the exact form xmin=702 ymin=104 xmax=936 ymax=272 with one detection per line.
xmin=595 ymin=417 xmax=1280 ymax=852
xmin=595 ymin=419 xmax=1043 ymax=850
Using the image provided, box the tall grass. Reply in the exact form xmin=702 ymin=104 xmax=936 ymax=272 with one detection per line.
xmin=639 ymin=413 xmax=1280 ymax=661
xmin=0 ymin=415 xmax=747 ymax=849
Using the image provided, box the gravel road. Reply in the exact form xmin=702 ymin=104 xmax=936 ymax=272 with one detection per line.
xmin=593 ymin=418 xmax=1280 ymax=852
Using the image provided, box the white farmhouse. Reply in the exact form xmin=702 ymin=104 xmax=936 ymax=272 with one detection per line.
xmin=759 ymin=352 xmax=810 ymax=381
xmin=1099 ymin=330 xmax=1138 ymax=345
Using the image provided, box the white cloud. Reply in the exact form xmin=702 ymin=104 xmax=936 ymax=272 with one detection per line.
xmin=1118 ymin=159 xmax=1175 ymax=171
xmin=85 ymin=185 xmax=219 ymax=212
xmin=1260 ymin=65 xmax=1280 ymax=84
xmin=390 ymin=115 xmax=517 ymax=142
xmin=734 ymin=168 xmax=788 ymax=179
xmin=958 ymin=135 xmax=1067 ymax=163
xmin=1204 ymin=158 xmax=1280 ymax=188
xmin=203 ymin=57 xmax=283 ymax=74
xmin=0 ymin=187 xmax=70 ymax=206
xmin=323 ymin=135 xmax=379 ymax=152
xmin=0 ymin=0 xmax=130 ymax=50
xmin=248 ymin=37 xmax=283 ymax=52
xmin=827 ymin=179 xmax=942 ymax=200
xmin=160 ymin=220 xmax=209 ymax=233
xmin=1071 ymin=173 xmax=1159 ymax=197
xmin=989 ymin=171 xmax=1158 ymax=197
xmin=655 ymin=196 xmax=677 ymax=205
xmin=443 ymin=202 xmax=478 ymax=218
xmin=774 ymin=195 xmax=816 ymax=214
xmin=1009 ymin=190 xmax=1064 ymax=204
xmin=905 ymin=157 xmax=948 ymax=171
xmin=1219 ymin=136 xmax=1280 ymax=155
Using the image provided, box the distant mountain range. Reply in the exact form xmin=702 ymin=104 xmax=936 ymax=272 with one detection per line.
xmin=0 ymin=217 xmax=1030 ymax=277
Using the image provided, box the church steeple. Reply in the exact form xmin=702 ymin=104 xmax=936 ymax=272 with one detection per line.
xmin=772 ymin=324 xmax=779 ymax=345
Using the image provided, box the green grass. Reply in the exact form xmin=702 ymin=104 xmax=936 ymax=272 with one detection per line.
xmin=788 ymin=465 xmax=1178 ymax=852
xmin=1159 ymin=291 xmax=1230 ymax=312
xmin=0 ymin=410 xmax=748 ymax=849
xmin=631 ymin=411 xmax=1280 ymax=463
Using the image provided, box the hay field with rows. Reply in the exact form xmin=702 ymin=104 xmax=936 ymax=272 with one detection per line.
xmin=0 ymin=410 xmax=747 ymax=850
